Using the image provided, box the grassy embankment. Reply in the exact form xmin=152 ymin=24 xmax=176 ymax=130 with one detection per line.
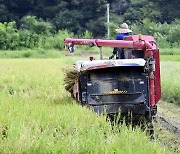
xmin=0 ymin=58 xmax=168 ymax=153
xmin=160 ymin=48 xmax=180 ymax=62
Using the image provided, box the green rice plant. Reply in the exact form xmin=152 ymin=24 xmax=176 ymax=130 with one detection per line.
xmin=0 ymin=49 xmax=65 ymax=58
xmin=160 ymin=48 xmax=180 ymax=55
xmin=0 ymin=95 xmax=167 ymax=153
xmin=160 ymin=55 xmax=180 ymax=61
xmin=0 ymin=58 xmax=168 ymax=153
xmin=161 ymin=61 xmax=180 ymax=106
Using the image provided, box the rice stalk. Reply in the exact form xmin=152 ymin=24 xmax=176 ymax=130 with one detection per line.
xmin=63 ymin=67 xmax=79 ymax=95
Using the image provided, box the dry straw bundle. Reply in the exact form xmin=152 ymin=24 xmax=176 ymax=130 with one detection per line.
xmin=63 ymin=67 xmax=79 ymax=95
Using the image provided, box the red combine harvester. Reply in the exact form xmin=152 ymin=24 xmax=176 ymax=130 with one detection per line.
xmin=65 ymin=35 xmax=161 ymax=135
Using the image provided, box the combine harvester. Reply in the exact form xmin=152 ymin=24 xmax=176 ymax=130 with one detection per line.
xmin=64 ymin=35 xmax=161 ymax=136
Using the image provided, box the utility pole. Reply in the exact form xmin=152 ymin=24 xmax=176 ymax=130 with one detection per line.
xmin=107 ymin=3 xmax=110 ymax=39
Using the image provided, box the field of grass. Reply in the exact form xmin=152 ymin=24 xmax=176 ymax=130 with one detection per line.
xmin=0 ymin=47 xmax=179 ymax=59
xmin=160 ymin=49 xmax=180 ymax=106
xmin=0 ymin=58 xmax=168 ymax=153
xmin=0 ymin=49 xmax=64 ymax=58
xmin=0 ymin=47 xmax=179 ymax=152
xmin=0 ymin=47 xmax=113 ymax=59
xmin=0 ymin=48 xmax=180 ymax=106
xmin=161 ymin=61 xmax=180 ymax=106
xmin=160 ymin=48 xmax=180 ymax=55
xmin=160 ymin=55 xmax=180 ymax=61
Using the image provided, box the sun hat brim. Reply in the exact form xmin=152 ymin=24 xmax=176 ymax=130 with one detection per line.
xmin=115 ymin=28 xmax=132 ymax=33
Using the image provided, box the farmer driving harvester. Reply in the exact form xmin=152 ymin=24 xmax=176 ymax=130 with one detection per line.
xmin=109 ymin=23 xmax=132 ymax=59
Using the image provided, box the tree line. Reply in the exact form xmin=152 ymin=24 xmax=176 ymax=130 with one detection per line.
xmin=0 ymin=0 xmax=180 ymax=49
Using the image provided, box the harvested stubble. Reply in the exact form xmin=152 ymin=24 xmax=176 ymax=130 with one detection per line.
xmin=63 ymin=68 xmax=79 ymax=95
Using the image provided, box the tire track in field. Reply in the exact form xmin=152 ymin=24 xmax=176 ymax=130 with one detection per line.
xmin=155 ymin=112 xmax=180 ymax=138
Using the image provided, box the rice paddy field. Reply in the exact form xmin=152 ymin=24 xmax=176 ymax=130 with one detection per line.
xmin=160 ymin=61 xmax=180 ymax=106
xmin=0 ymin=57 xmax=169 ymax=153
xmin=0 ymin=48 xmax=179 ymax=153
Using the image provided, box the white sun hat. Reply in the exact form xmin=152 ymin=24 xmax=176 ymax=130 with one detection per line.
xmin=115 ymin=23 xmax=132 ymax=33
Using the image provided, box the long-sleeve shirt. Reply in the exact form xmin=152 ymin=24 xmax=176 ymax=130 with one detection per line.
xmin=116 ymin=33 xmax=130 ymax=40
xmin=113 ymin=33 xmax=130 ymax=56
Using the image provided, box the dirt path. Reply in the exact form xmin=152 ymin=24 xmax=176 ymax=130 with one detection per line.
xmin=154 ymin=101 xmax=180 ymax=153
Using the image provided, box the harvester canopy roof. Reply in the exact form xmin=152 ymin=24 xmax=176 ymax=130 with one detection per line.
xmin=75 ymin=59 xmax=146 ymax=72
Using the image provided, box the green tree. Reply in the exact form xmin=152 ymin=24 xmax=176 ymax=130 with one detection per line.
xmin=20 ymin=16 xmax=53 ymax=35
xmin=0 ymin=0 xmax=179 ymax=38
xmin=0 ymin=22 xmax=8 ymax=49
xmin=0 ymin=4 xmax=9 ymax=22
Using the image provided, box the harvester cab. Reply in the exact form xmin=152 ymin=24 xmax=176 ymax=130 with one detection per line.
xmin=64 ymin=35 xmax=161 ymax=131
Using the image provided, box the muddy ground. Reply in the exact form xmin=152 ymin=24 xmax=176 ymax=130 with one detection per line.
xmin=154 ymin=101 xmax=180 ymax=153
